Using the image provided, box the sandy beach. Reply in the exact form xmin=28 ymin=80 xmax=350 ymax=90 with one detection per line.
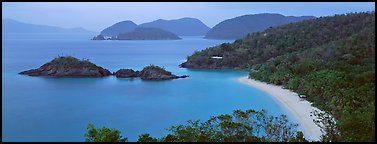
xmin=237 ymin=76 xmax=323 ymax=141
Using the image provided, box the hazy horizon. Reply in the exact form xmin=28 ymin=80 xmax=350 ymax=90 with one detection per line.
xmin=2 ymin=2 xmax=375 ymax=32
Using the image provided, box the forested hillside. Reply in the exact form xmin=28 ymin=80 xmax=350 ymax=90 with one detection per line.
xmin=204 ymin=13 xmax=315 ymax=39
xmin=180 ymin=12 xmax=375 ymax=142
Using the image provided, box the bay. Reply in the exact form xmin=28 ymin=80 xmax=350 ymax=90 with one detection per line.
xmin=2 ymin=33 xmax=297 ymax=142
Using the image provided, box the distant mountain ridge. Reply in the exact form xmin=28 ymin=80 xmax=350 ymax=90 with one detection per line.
xmin=95 ymin=14 xmax=315 ymax=40
xmin=2 ymin=18 xmax=95 ymax=34
xmin=138 ymin=17 xmax=210 ymax=36
xmin=99 ymin=17 xmax=210 ymax=37
xmin=100 ymin=20 xmax=137 ymax=37
xmin=204 ymin=13 xmax=316 ymax=39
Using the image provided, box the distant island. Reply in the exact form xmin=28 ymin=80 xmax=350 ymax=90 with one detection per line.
xmin=91 ymin=35 xmax=106 ymax=40
xmin=2 ymin=18 xmax=95 ymax=34
xmin=138 ymin=17 xmax=210 ymax=36
xmin=92 ymin=17 xmax=209 ymax=40
xmin=19 ymin=56 xmax=188 ymax=80
xmin=92 ymin=27 xmax=181 ymax=40
xmin=204 ymin=13 xmax=315 ymax=39
xmin=115 ymin=27 xmax=181 ymax=40
xmin=100 ymin=20 xmax=137 ymax=37
xmin=114 ymin=65 xmax=188 ymax=80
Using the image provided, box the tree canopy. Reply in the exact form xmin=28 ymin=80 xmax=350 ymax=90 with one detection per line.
xmin=181 ymin=12 xmax=375 ymax=142
xmin=85 ymin=109 xmax=307 ymax=142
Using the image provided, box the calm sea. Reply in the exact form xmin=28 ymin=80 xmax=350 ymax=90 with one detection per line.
xmin=2 ymin=33 xmax=298 ymax=142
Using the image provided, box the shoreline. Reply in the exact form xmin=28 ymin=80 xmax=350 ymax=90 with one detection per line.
xmin=236 ymin=76 xmax=323 ymax=141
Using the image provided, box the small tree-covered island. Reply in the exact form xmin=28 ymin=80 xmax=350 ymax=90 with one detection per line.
xmin=92 ymin=27 xmax=181 ymax=40
xmin=19 ymin=56 xmax=188 ymax=80
xmin=114 ymin=65 xmax=188 ymax=80
xmin=19 ymin=56 xmax=112 ymax=77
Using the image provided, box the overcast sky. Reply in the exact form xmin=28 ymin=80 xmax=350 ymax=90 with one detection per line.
xmin=2 ymin=2 xmax=375 ymax=32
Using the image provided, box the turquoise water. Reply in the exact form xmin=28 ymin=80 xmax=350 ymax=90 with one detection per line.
xmin=2 ymin=34 xmax=297 ymax=142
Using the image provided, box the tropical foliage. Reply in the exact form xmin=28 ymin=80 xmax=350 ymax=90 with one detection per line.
xmin=140 ymin=64 xmax=172 ymax=75
xmin=84 ymin=123 xmax=128 ymax=142
xmin=46 ymin=56 xmax=99 ymax=70
xmin=85 ymin=109 xmax=307 ymax=142
xmin=182 ymin=12 xmax=375 ymax=141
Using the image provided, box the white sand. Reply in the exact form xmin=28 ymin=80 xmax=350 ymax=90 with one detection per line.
xmin=237 ymin=76 xmax=323 ymax=141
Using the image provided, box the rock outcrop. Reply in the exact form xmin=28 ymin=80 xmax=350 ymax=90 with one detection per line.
xmin=113 ymin=69 xmax=140 ymax=78
xmin=91 ymin=35 xmax=105 ymax=40
xmin=19 ymin=57 xmax=188 ymax=80
xmin=139 ymin=65 xmax=188 ymax=80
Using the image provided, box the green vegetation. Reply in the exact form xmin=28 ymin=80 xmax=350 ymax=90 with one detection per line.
xmin=85 ymin=109 xmax=307 ymax=142
xmin=184 ymin=12 xmax=374 ymax=69
xmin=45 ymin=56 xmax=99 ymax=70
xmin=83 ymin=12 xmax=375 ymax=142
xmin=84 ymin=123 xmax=128 ymax=142
xmin=140 ymin=64 xmax=172 ymax=75
xmin=137 ymin=134 xmax=158 ymax=142
xmin=182 ymin=12 xmax=375 ymax=142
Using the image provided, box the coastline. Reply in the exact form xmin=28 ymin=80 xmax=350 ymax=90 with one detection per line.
xmin=236 ymin=76 xmax=323 ymax=141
